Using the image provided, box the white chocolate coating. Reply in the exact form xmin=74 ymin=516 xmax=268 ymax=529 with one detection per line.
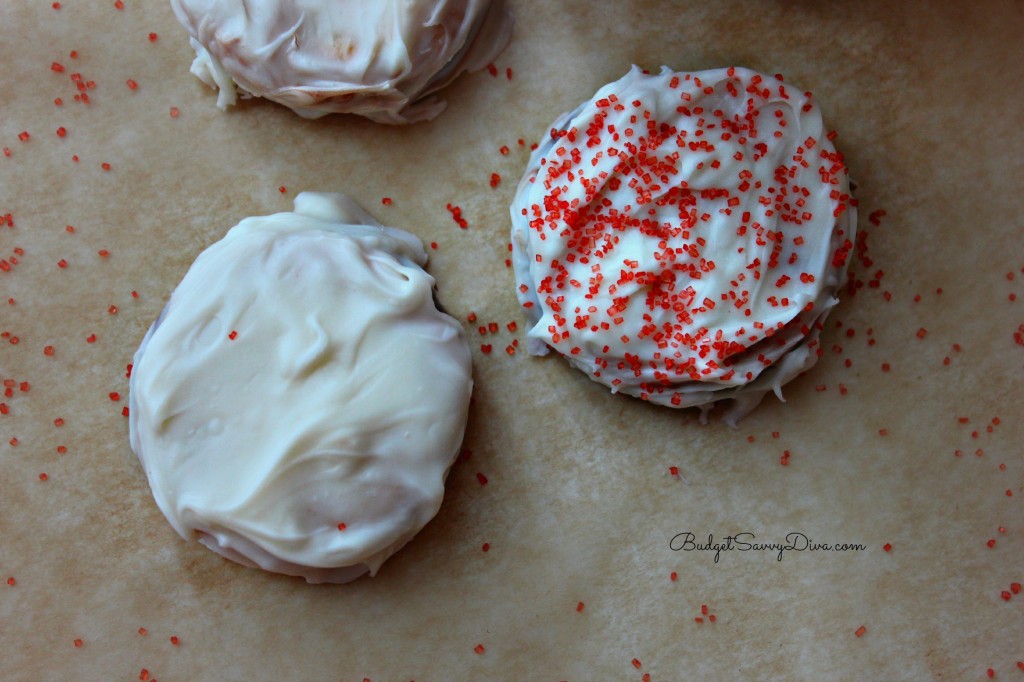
xmin=511 ymin=66 xmax=856 ymax=422
xmin=129 ymin=193 xmax=473 ymax=583
xmin=170 ymin=0 xmax=512 ymax=123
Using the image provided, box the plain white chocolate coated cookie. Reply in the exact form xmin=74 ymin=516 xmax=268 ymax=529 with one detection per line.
xmin=129 ymin=193 xmax=473 ymax=583
xmin=170 ymin=0 xmax=512 ymax=123
xmin=511 ymin=66 xmax=856 ymax=422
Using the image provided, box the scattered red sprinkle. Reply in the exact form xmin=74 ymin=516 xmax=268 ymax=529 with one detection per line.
xmin=669 ymin=466 xmax=679 ymax=477
xmin=109 ymin=392 xmax=121 ymax=401
xmin=126 ymin=79 xmax=138 ymax=90
xmin=631 ymin=658 xmax=642 ymax=670
xmin=576 ymin=601 xmax=585 ymax=612
xmin=445 ymin=203 xmax=468 ymax=229
xmin=480 ymin=344 xmax=492 ymax=353
xmin=58 ymin=258 xmax=68 ymax=268
xmin=506 ymin=67 xmax=513 ymax=80
xmin=881 ymin=362 xmax=891 ymax=372
xmin=148 ymin=32 xmax=159 ymax=42
xmin=56 ymin=127 xmax=67 ymax=137
xmin=101 ymin=162 xmax=111 ymax=171
xmin=53 ymin=2 xmax=61 ymax=8
xmin=114 ymin=0 xmax=124 ymax=8
xmin=986 ymin=668 xmax=994 ymax=679
xmin=73 ymin=639 xmax=82 ymax=647
xmin=475 ymin=472 xmax=488 ymax=486
xmin=86 ymin=333 xmax=97 ymax=343
xmin=883 ymin=543 xmax=892 ymax=552
xmin=499 ymin=145 xmax=509 ymax=156
xmin=54 ymin=418 xmax=64 ymax=427
xmin=337 ymin=523 xmax=346 ymax=531
xmin=57 ymin=446 xmax=67 ymax=454
xmin=98 ymin=249 xmax=110 ymax=257
xmin=138 ymin=627 xmax=148 ymax=636
xmin=670 ymin=571 xmax=678 ymax=582
xmin=131 ymin=290 xmax=139 ymax=298
xmin=170 ymin=636 xmax=180 ymax=645
xmin=122 ymin=406 xmax=130 ymax=417
xmin=39 ymin=473 xmax=49 ymax=481
xmin=474 ymin=644 xmax=485 ymax=655
xmin=69 ymin=50 xmax=78 ymax=59
xmin=139 ymin=670 xmax=148 ymax=682
xmin=1001 ymin=591 xmax=1012 ymax=601
xmin=228 ymin=330 xmax=238 ymax=340
xmin=915 ymin=328 xmax=927 ymax=339
xmin=51 ymin=62 xmax=65 ymax=73
xmin=381 ymin=197 xmax=392 ymax=206
xmin=6 ymin=577 xmax=14 ymax=586
xmin=489 ymin=173 xmax=501 ymax=188
xmin=18 ymin=131 xmax=30 ymax=142
xmin=481 ymin=542 xmax=489 ymax=552
xmin=278 ymin=185 xmax=286 ymax=193
xmin=7 ymin=438 xmax=15 ymax=447
xmin=170 ymin=106 xmax=180 ymax=118
xmin=986 ymin=539 xmax=996 ymax=549
xmin=430 ymin=242 xmax=438 ymax=250
xmin=1012 ymin=582 xmax=1022 ymax=594
xmin=854 ymin=625 xmax=867 ymax=638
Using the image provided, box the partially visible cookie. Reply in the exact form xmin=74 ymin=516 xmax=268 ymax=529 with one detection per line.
xmin=511 ymin=66 xmax=856 ymax=422
xmin=129 ymin=193 xmax=473 ymax=582
xmin=170 ymin=0 xmax=512 ymax=123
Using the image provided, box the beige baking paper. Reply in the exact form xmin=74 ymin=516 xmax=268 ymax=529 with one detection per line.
xmin=1 ymin=1 xmax=1022 ymax=680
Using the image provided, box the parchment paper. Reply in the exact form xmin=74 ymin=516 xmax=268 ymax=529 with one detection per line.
xmin=1 ymin=1 xmax=1021 ymax=679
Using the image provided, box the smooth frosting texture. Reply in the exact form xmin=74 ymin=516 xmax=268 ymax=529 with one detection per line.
xmin=129 ymin=193 xmax=473 ymax=583
xmin=511 ymin=66 xmax=856 ymax=422
xmin=170 ymin=0 xmax=512 ymax=123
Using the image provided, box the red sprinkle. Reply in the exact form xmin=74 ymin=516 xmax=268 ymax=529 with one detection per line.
xmin=883 ymin=543 xmax=892 ymax=552
xmin=632 ymin=658 xmax=642 ymax=670
xmin=109 ymin=392 xmax=121 ymax=401
xmin=854 ymin=625 xmax=867 ymax=638
xmin=481 ymin=542 xmax=489 ymax=552
xmin=73 ymin=639 xmax=82 ymax=647
xmin=51 ymin=62 xmax=65 ymax=73
xmin=381 ymin=197 xmax=393 ymax=206
xmin=170 ymin=636 xmax=180 ymax=645
xmin=228 ymin=330 xmax=238 ymax=340
xmin=337 ymin=523 xmax=347 ymax=531
xmin=18 ymin=131 xmax=30 ymax=142
xmin=474 ymin=644 xmax=485 ymax=655
xmin=475 ymin=472 xmax=488 ymax=486
xmin=126 ymin=79 xmax=138 ymax=90
xmin=576 ymin=601 xmax=585 ymax=612
xmin=101 ymin=162 xmax=111 ymax=171
xmin=489 ymin=173 xmax=501 ymax=188
xmin=148 ymin=32 xmax=159 ymax=42
xmin=170 ymin=106 xmax=180 ymax=118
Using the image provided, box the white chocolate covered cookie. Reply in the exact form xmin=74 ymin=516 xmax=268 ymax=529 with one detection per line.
xmin=511 ymin=66 xmax=856 ymax=422
xmin=129 ymin=193 xmax=473 ymax=582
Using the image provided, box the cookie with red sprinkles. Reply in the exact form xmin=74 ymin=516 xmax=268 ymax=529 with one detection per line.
xmin=510 ymin=66 xmax=856 ymax=421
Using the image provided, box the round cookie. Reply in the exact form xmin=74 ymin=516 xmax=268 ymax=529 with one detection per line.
xmin=510 ymin=66 xmax=856 ymax=422
xmin=170 ymin=0 xmax=512 ymax=123
xmin=129 ymin=193 xmax=473 ymax=583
